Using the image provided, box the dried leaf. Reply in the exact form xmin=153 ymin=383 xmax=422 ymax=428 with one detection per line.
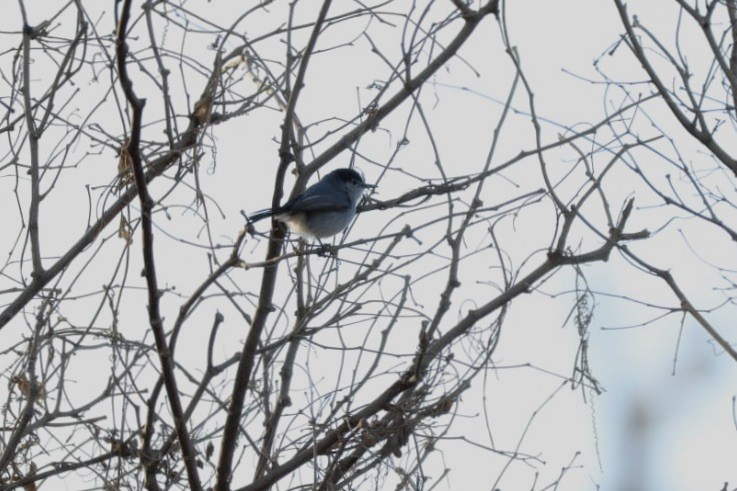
xmin=23 ymin=461 xmax=37 ymax=491
xmin=118 ymin=214 xmax=133 ymax=244
xmin=12 ymin=376 xmax=44 ymax=404
xmin=117 ymin=143 xmax=133 ymax=191
xmin=192 ymin=95 xmax=212 ymax=125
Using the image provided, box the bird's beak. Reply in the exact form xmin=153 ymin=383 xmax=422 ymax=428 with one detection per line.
xmin=362 ymin=183 xmax=376 ymax=189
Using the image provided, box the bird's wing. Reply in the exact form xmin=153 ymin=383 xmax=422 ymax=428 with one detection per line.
xmin=285 ymin=183 xmax=351 ymax=213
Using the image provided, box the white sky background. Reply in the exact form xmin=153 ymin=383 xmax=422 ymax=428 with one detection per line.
xmin=1 ymin=0 xmax=736 ymax=490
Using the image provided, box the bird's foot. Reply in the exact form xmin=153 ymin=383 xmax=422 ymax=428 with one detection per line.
xmin=316 ymin=242 xmax=337 ymax=257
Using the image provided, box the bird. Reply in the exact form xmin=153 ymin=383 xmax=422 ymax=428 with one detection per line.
xmin=248 ymin=168 xmax=374 ymax=239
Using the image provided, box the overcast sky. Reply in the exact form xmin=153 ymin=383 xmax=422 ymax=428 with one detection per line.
xmin=2 ymin=1 xmax=736 ymax=490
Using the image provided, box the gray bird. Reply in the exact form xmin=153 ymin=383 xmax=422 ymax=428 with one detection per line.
xmin=249 ymin=168 xmax=374 ymax=238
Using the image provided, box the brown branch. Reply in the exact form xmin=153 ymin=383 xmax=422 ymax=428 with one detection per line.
xmin=303 ymin=0 xmax=500 ymax=176
xmin=0 ymin=298 xmax=47 ymax=476
xmin=427 ymin=198 xmax=637 ymax=365
xmin=619 ymin=246 xmax=737 ymax=362
xmin=448 ymin=0 xmax=473 ymax=18
xmin=236 ymin=374 xmax=417 ymax=491
xmin=676 ymin=0 xmax=737 ymax=121
xmin=18 ymin=0 xmax=43 ymax=276
xmin=728 ymin=0 xmax=737 ymax=114
xmin=115 ymin=1 xmax=202 ymax=490
xmin=3 ymin=445 xmax=133 ymax=491
xmin=142 ymin=229 xmax=248 ymax=482
xmin=215 ymin=1 xmax=335 ymax=488
xmin=0 ymin=63 xmax=213 ymax=331
xmin=235 ymin=197 xmax=638 ymax=491
xmin=613 ymin=0 xmax=737 ymax=175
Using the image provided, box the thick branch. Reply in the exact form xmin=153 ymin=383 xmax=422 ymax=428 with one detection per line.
xmin=0 ymin=299 xmax=46 ymax=475
xmin=236 ymin=198 xmax=637 ymax=491
xmin=0 ymin=67 xmax=212 ymax=331
xmin=215 ymin=1 xmax=335 ymax=489
xmin=115 ymin=1 xmax=202 ymax=489
xmin=18 ymin=1 xmax=43 ymax=275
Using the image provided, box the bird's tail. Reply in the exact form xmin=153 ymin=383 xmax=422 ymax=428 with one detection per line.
xmin=248 ymin=208 xmax=275 ymax=223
